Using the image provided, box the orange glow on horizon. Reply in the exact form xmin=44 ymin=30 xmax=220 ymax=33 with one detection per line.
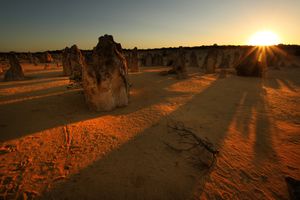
xmin=248 ymin=31 xmax=281 ymax=46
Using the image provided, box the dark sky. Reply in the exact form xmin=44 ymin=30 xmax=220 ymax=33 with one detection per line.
xmin=0 ymin=0 xmax=299 ymax=51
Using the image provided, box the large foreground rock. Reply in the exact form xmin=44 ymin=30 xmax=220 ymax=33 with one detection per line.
xmin=83 ymin=35 xmax=129 ymax=111
xmin=235 ymin=47 xmax=265 ymax=77
xmin=4 ymin=53 xmax=25 ymax=81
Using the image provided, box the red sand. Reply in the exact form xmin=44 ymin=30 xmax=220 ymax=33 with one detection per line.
xmin=0 ymin=64 xmax=299 ymax=199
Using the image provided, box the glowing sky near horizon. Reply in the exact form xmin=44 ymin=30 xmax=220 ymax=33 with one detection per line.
xmin=0 ymin=0 xmax=299 ymax=52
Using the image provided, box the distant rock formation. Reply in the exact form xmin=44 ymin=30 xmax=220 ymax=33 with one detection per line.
xmin=189 ymin=51 xmax=199 ymax=67
xmin=28 ymin=52 xmax=34 ymax=64
xmin=69 ymin=45 xmax=85 ymax=82
xmin=173 ymin=47 xmax=188 ymax=79
xmin=235 ymin=47 xmax=265 ymax=77
xmin=33 ymin=56 xmax=39 ymax=66
xmin=130 ymin=47 xmax=139 ymax=72
xmin=44 ymin=52 xmax=53 ymax=63
xmin=62 ymin=45 xmax=85 ymax=81
xmin=62 ymin=47 xmax=72 ymax=76
xmin=152 ymin=54 xmax=163 ymax=66
xmin=232 ymin=50 xmax=242 ymax=67
xmin=4 ymin=53 xmax=25 ymax=81
xmin=145 ymin=54 xmax=152 ymax=66
xmin=203 ymin=49 xmax=218 ymax=73
xmin=220 ymin=53 xmax=230 ymax=68
xmin=82 ymin=34 xmax=129 ymax=111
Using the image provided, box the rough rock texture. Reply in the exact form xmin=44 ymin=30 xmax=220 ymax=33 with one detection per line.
xmin=129 ymin=47 xmax=139 ymax=72
xmin=235 ymin=47 xmax=265 ymax=77
xmin=203 ymin=49 xmax=218 ymax=73
xmin=189 ymin=51 xmax=199 ymax=67
xmin=4 ymin=53 xmax=25 ymax=81
xmin=173 ymin=47 xmax=188 ymax=79
xmin=83 ymin=35 xmax=129 ymax=111
xmin=62 ymin=47 xmax=72 ymax=76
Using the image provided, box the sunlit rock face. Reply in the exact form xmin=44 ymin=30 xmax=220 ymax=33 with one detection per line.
xmin=173 ymin=47 xmax=188 ymax=79
xmin=4 ymin=53 xmax=25 ymax=81
xmin=203 ymin=49 xmax=218 ymax=73
xmin=83 ymin=35 xmax=129 ymax=111
xmin=235 ymin=47 xmax=265 ymax=77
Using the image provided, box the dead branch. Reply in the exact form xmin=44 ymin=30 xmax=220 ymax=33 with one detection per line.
xmin=165 ymin=120 xmax=219 ymax=168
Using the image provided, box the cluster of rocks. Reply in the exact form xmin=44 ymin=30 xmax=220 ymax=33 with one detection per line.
xmin=2 ymin=38 xmax=299 ymax=113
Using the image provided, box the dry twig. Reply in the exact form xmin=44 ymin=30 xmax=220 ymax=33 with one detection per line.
xmin=165 ymin=120 xmax=219 ymax=168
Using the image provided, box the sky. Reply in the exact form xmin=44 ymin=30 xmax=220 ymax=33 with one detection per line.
xmin=0 ymin=0 xmax=299 ymax=52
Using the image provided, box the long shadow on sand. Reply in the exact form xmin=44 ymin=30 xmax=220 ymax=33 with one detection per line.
xmin=39 ymin=74 xmax=277 ymax=199
xmin=0 ymin=68 xmax=194 ymax=142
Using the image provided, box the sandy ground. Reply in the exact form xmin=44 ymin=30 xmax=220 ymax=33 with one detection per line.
xmin=0 ymin=63 xmax=299 ymax=200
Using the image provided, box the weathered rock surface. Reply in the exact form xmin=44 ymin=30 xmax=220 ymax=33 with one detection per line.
xmin=83 ymin=35 xmax=129 ymax=111
xmin=235 ymin=47 xmax=265 ymax=77
xmin=4 ymin=53 xmax=25 ymax=81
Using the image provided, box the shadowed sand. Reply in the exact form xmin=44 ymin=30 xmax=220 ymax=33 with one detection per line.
xmin=0 ymin=64 xmax=299 ymax=199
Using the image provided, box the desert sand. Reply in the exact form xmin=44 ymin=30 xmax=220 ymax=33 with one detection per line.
xmin=0 ymin=63 xmax=299 ymax=199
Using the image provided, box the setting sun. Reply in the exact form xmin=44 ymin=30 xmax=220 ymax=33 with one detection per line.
xmin=248 ymin=31 xmax=280 ymax=46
